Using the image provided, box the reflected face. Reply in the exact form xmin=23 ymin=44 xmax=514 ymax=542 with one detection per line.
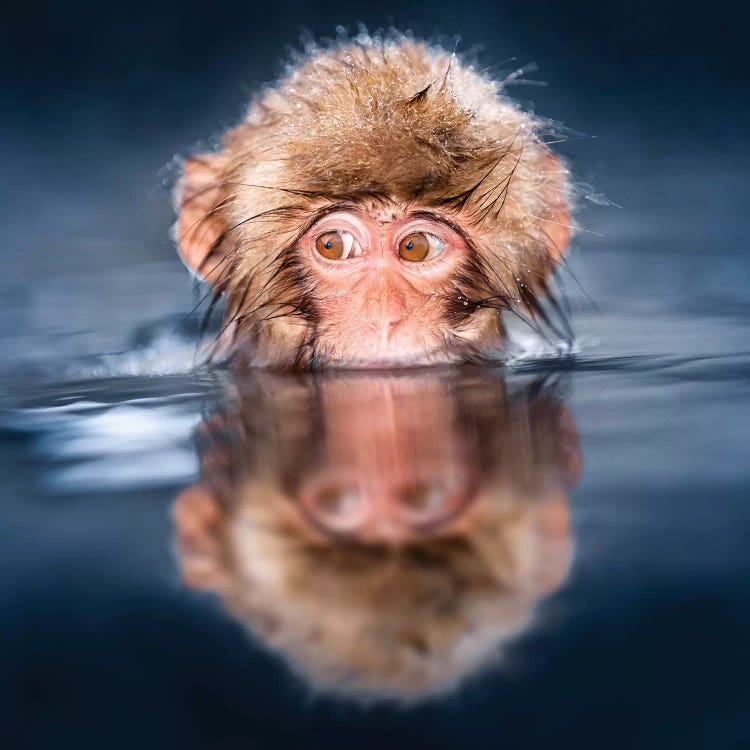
xmin=174 ymin=370 xmax=582 ymax=699
xmin=293 ymin=374 xmax=479 ymax=542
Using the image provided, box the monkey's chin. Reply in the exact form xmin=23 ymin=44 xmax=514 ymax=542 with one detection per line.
xmin=314 ymin=319 xmax=506 ymax=370
xmin=321 ymin=335 xmax=506 ymax=370
xmin=320 ymin=345 xmax=494 ymax=370
xmin=234 ymin=327 xmax=505 ymax=370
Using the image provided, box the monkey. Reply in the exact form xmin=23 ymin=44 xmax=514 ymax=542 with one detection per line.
xmin=174 ymin=32 xmax=574 ymax=369
xmin=173 ymin=369 xmax=581 ymax=699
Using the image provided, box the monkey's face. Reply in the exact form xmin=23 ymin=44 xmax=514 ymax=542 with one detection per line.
xmin=174 ymin=370 xmax=579 ymax=698
xmin=293 ymin=207 xmax=499 ymax=367
xmin=175 ymin=39 xmax=574 ymax=370
xmin=293 ymin=372 xmax=479 ymax=542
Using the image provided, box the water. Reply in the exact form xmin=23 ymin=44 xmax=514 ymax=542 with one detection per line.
xmin=3 ymin=49 xmax=750 ymax=747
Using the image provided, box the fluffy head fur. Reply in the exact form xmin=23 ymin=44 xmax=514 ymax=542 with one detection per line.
xmin=177 ymin=33 xmax=574 ymax=368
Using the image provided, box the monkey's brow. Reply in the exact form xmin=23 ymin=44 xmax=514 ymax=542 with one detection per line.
xmin=406 ymin=210 xmax=477 ymax=250
xmin=303 ymin=201 xmax=361 ymax=230
xmin=286 ymin=201 xmax=361 ymax=249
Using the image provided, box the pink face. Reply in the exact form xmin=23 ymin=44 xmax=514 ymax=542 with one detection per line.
xmin=295 ymin=207 xmax=493 ymax=367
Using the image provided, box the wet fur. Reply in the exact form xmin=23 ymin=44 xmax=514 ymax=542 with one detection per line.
xmin=176 ymin=32 xmax=575 ymax=368
xmin=178 ymin=371 xmax=578 ymax=699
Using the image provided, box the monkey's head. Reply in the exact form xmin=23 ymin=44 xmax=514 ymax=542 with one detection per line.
xmin=176 ymin=35 xmax=573 ymax=368
xmin=174 ymin=371 xmax=580 ymax=699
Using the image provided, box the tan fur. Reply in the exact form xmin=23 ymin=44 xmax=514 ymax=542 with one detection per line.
xmin=174 ymin=372 xmax=579 ymax=699
xmin=176 ymin=34 xmax=573 ymax=367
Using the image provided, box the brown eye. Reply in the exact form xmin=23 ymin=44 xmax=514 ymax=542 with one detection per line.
xmin=314 ymin=230 xmax=360 ymax=260
xmin=398 ymin=232 xmax=445 ymax=262
xmin=308 ymin=484 xmax=363 ymax=532
xmin=315 ymin=484 xmax=361 ymax=518
xmin=398 ymin=482 xmax=447 ymax=519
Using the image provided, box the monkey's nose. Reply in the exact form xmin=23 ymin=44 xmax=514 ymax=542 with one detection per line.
xmin=381 ymin=316 xmax=408 ymax=344
xmin=362 ymin=271 xmax=409 ymax=321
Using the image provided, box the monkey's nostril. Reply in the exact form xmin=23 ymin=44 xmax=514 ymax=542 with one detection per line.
xmin=383 ymin=317 xmax=408 ymax=342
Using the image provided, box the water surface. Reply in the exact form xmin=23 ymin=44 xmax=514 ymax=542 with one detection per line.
xmin=1 ymin=137 xmax=749 ymax=748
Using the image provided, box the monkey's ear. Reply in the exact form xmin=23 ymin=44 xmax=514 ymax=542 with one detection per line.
xmin=173 ymin=483 xmax=228 ymax=590
xmin=557 ymin=404 xmax=582 ymax=488
xmin=174 ymin=153 xmax=231 ymax=283
xmin=539 ymin=154 xmax=572 ymax=264
xmin=522 ymin=495 xmax=573 ymax=596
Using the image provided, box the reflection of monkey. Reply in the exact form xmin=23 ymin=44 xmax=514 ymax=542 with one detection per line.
xmin=175 ymin=34 xmax=574 ymax=368
xmin=174 ymin=371 xmax=581 ymax=700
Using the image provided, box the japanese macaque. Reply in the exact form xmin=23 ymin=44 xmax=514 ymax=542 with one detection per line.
xmin=175 ymin=33 xmax=574 ymax=368
xmin=173 ymin=371 xmax=581 ymax=699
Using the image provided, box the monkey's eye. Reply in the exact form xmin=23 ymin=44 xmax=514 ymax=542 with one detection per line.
xmin=398 ymin=232 xmax=445 ymax=262
xmin=314 ymin=230 xmax=362 ymax=260
xmin=398 ymin=481 xmax=447 ymax=519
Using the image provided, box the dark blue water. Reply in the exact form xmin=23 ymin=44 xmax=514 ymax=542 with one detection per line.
xmin=2 ymin=153 xmax=749 ymax=747
xmin=3 ymin=3 xmax=750 ymax=744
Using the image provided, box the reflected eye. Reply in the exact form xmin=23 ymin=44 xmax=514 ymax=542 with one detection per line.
xmin=310 ymin=484 xmax=363 ymax=530
xmin=398 ymin=232 xmax=445 ymax=262
xmin=315 ymin=230 xmax=361 ymax=260
xmin=398 ymin=481 xmax=447 ymax=519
